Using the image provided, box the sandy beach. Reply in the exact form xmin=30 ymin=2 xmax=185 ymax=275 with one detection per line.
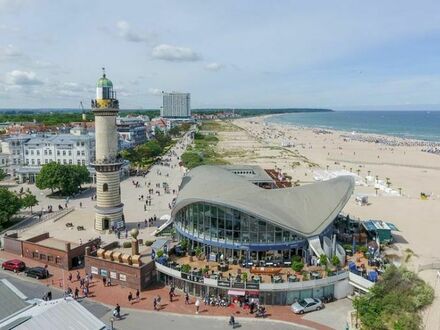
xmin=214 ymin=116 xmax=440 ymax=268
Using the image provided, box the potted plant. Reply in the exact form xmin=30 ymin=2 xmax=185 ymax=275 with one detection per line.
xmin=319 ymin=254 xmax=328 ymax=268
xmin=156 ymin=249 xmax=164 ymax=258
xmin=331 ymin=255 xmax=341 ymax=269
xmin=195 ymin=247 xmax=203 ymax=260
xmin=241 ymin=272 xmax=248 ymax=282
xmin=181 ymin=264 xmax=191 ymax=274
xmin=292 ymin=261 xmax=304 ymax=274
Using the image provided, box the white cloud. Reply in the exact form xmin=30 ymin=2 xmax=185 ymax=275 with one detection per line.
xmin=151 ymin=44 xmax=201 ymax=62
xmin=116 ymin=20 xmax=151 ymax=43
xmin=4 ymin=70 xmax=43 ymax=86
xmin=204 ymin=62 xmax=224 ymax=71
xmin=148 ymin=88 xmax=163 ymax=96
xmin=0 ymin=44 xmax=23 ymax=60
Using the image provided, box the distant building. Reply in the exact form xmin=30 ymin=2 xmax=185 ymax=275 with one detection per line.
xmin=0 ymin=135 xmax=31 ymax=176
xmin=116 ymin=116 xmax=147 ymax=148
xmin=161 ymin=92 xmax=191 ymax=118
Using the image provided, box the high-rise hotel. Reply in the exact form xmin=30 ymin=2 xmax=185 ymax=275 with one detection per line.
xmin=161 ymin=92 xmax=191 ymax=118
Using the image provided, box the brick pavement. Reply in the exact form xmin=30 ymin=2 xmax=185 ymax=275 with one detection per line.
xmin=0 ymin=250 xmax=332 ymax=330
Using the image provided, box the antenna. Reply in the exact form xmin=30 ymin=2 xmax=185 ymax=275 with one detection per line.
xmin=102 ymin=67 xmax=106 ymax=78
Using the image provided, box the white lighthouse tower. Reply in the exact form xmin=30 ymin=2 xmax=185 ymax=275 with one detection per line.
xmin=91 ymin=68 xmax=125 ymax=231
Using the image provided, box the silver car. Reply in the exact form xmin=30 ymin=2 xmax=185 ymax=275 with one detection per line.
xmin=291 ymin=298 xmax=323 ymax=314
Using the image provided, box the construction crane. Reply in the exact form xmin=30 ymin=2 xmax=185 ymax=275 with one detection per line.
xmin=80 ymin=101 xmax=87 ymax=122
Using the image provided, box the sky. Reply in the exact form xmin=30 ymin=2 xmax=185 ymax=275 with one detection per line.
xmin=1 ymin=0 xmax=440 ymax=110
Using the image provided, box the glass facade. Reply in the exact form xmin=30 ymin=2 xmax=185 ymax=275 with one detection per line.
xmin=174 ymin=202 xmax=304 ymax=246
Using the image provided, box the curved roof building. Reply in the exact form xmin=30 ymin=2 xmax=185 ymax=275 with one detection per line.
xmin=172 ymin=165 xmax=354 ymax=254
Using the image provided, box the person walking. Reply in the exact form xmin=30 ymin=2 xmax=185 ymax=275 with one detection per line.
xmin=229 ymin=314 xmax=236 ymax=327
xmin=169 ymin=289 xmax=173 ymax=302
xmin=153 ymin=297 xmax=157 ymax=311
xmin=102 ymin=277 xmax=107 ymax=287
xmin=68 ymin=272 xmax=72 ymax=282
xmin=107 ymin=277 xmax=112 ymax=287
xmin=156 ymin=295 xmax=161 ymax=310
xmin=115 ymin=303 xmax=121 ymax=319
xmin=136 ymin=289 xmax=140 ymax=302
xmin=185 ymin=292 xmax=189 ymax=304
xmin=128 ymin=292 xmax=133 ymax=304
xmin=195 ymin=298 xmax=200 ymax=314
xmin=74 ymin=287 xmax=79 ymax=299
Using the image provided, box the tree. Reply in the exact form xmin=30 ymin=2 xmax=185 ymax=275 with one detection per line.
xmin=0 ymin=188 xmax=22 ymax=225
xmin=36 ymin=162 xmax=89 ymax=196
xmin=0 ymin=168 xmax=6 ymax=181
xmin=21 ymin=193 xmax=39 ymax=214
xmin=353 ymin=265 xmax=434 ymax=330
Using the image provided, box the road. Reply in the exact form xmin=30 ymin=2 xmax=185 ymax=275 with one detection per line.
xmin=0 ymin=270 xmax=308 ymax=330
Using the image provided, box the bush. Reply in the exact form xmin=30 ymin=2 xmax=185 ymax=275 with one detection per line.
xmin=195 ymin=247 xmax=202 ymax=257
xmin=291 ymin=255 xmax=302 ymax=263
xmin=179 ymin=239 xmax=188 ymax=250
xmin=241 ymin=272 xmax=248 ymax=282
xmin=357 ymin=245 xmax=368 ymax=254
xmin=292 ymin=261 xmax=304 ymax=273
xmin=331 ymin=255 xmax=341 ymax=267
xmin=144 ymin=240 xmax=154 ymax=246
xmin=319 ymin=254 xmax=328 ymax=267
xmin=122 ymin=241 xmax=132 ymax=248
xmin=181 ymin=264 xmax=191 ymax=273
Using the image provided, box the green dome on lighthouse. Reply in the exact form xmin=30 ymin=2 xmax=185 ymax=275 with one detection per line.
xmin=96 ymin=67 xmax=113 ymax=88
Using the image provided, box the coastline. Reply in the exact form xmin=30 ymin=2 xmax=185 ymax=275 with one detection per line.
xmin=215 ymin=116 xmax=440 ymax=269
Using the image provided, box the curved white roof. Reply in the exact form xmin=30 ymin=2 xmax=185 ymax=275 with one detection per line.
xmin=172 ymin=166 xmax=354 ymax=238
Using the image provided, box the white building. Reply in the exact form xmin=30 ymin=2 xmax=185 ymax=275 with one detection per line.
xmin=12 ymin=128 xmax=95 ymax=183
xmin=161 ymin=92 xmax=191 ymax=118
xmin=0 ymin=135 xmax=30 ymax=176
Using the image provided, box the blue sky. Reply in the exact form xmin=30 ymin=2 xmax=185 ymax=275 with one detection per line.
xmin=1 ymin=0 xmax=440 ymax=109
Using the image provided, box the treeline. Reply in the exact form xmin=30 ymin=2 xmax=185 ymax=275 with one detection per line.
xmin=0 ymin=109 xmax=160 ymax=126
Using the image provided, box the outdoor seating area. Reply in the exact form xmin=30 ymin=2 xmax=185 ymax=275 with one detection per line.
xmin=166 ymin=255 xmax=332 ymax=284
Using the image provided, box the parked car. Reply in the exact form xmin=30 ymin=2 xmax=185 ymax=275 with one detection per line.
xmin=291 ymin=298 xmax=323 ymax=314
xmin=25 ymin=267 xmax=48 ymax=279
xmin=1 ymin=259 xmax=26 ymax=273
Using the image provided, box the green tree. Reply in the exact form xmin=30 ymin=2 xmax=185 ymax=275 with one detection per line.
xmin=354 ymin=265 xmax=434 ymax=330
xmin=36 ymin=162 xmax=89 ymax=196
xmin=21 ymin=192 xmax=39 ymax=214
xmin=36 ymin=162 xmax=62 ymax=193
xmin=0 ymin=168 xmax=6 ymax=181
xmin=0 ymin=188 xmax=22 ymax=225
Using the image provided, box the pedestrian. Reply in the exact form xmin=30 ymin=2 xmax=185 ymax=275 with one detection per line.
xmin=157 ymin=295 xmax=161 ymax=310
xmin=107 ymin=277 xmax=112 ymax=287
xmin=136 ymin=289 xmax=140 ymax=302
xmin=115 ymin=303 xmax=121 ymax=318
xmin=169 ymin=290 xmax=173 ymax=302
xmin=128 ymin=292 xmax=133 ymax=304
xmin=47 ymin=290 xmax=52 ymax=301
xmin=185 ymin=292 xmax=189 ymax=304
xmin=102 ymin=277 xmax=107 ymax=287
xmin=83 ymin=286 xmax=88 ymax=298
xmin=74 ymin=287 xmax=79 ymax=299
xmin=195 ymin=298 xmax=200 ymax=314
xmin=79 ymin=202 xmax=82 ymax=208
xmin=153 ymin=297 xmax=157 ymax=310
xmin=68 ymin=272 xmax=72 ymax=282
xmin=229 ymin=315 xmax=236 ymax=327
xmin=76 ymin=271 xmax=80 ymax=282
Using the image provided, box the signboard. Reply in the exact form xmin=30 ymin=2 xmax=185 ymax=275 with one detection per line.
xmin=91 ymin=266 xmax=98 ymax=275
xmin=110 ymin=271 xmax=117 ymax=279
xmin=100 ymin=269 xmax=108 ymax=277
xmin=245 ymin=283 xmax=260 ymax=290
xmin=217 ymin=280 xmax=231 ymax=288
xmin=119 ymin=274 xmax=127 ymax=281
xmin=232 ymin=282 xmax=245 ymax=289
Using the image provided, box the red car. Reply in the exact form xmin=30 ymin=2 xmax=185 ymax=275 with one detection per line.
xmin=2 ymin=259 xmax=26 ymax=273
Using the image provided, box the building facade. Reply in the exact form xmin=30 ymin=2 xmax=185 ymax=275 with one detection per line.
xmin=161 ymin=92 xmax=191 ymax=118
xmin=116 ymin=116 xmax=147 ymax=148
xmin=91 ymin=69 xmax=125 ymax=231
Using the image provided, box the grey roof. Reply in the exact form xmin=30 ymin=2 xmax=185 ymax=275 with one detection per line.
xmin=0 ymin=298 xmax=106 ymax=330
xmin=173 ymin=166 xmax=354 ymax=238
xmin=0 ymin=280 xmax=29 ymax=322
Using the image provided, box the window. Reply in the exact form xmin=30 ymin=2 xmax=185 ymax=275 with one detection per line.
xmin=32 ymin=252 xmax=38 ymax=258
xmin=82 ymin=160 xmax=85 ymax=165
xmin=57 ymin=150 xmax=60 ymax=156
xmin=77 ymin=151 xmax=80 ymax=156
xmin=36 ymin=150 xmax=40 ymax=155
xmin=81 ymin=151 xmax=85 ymax=156
xmin=39 ymin=254 xmax=46 ymax=260
xmin=37 ymin=159 xmax=40 ymax=165
xmin=55 ymin=257 xmax=62 ymax=264
xmin=68 ymin=151 xmax=71 ymax=156
xmin=63 ymin=159 xmax=66 ymax=164
xmin=44 ymin=150 xmax=47 ymax=155
xmin=103 ymin=183 xmax=108 ymax=192
xmin=49 ymin=150 xmax=52 ymax=155
xmin=45 ymin=159 xmax=48 ymax=164
xmin=47 ymin=255 xmax=54 ymax=262
xmin=77 ymin=160 xmax=80 ymax=165
xmin=62 ymin=150 xmax=66 ymax=156
xmin=69 ymin=159 xmax=72 ymax=164
xmin=31 ymin=159 xmax=35 ymax=165
xmin=31 ymin=150 xmax=34 ymax=155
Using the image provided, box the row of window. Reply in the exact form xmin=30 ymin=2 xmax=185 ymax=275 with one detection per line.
xmin=175 ymin=203 xmax=303 ymax=244
xmin=31 ymin=251 xmax=62 ymax=264
xmin=25 ymin=150 xmax=87 ymax=156
xmin=25 ymin=159 xmax=86 ymax=165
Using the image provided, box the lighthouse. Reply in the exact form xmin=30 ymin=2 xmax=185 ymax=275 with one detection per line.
xmin=91 ymin=68 xmax=125 ymax=231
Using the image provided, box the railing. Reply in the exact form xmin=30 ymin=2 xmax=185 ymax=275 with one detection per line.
xmin=348 ymin=272 xmax=374 ymax=292
xmin=155 ymin=261 xmax=349 ymax=291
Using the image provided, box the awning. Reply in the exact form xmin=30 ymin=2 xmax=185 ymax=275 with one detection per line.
xmin=227 ymin=290 xmax=245 ymax=296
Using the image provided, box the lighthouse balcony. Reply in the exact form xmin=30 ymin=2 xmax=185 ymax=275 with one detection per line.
xmin=91 ymin=98 xmax=119 ymax=110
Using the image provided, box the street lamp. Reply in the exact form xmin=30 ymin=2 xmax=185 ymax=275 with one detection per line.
xmin=110 ymin=317 xmax=114 ymax=330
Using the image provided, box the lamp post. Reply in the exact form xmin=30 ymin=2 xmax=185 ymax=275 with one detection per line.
xmin=110 ymin=317 xmax=114 ymax=330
